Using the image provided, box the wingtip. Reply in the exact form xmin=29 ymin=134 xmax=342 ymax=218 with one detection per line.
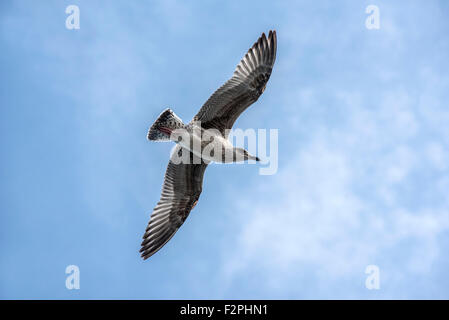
xmin=140 ymin=247 xmax=153 ymax=260
xmin=141 ymin=254 xmax=149 ymax=261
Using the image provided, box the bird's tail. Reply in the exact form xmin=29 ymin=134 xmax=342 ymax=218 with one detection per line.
xmin=147 ymin=108 xmax=185 ymax=141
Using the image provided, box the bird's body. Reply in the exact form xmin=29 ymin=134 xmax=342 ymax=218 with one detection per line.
xmin=141 ymin=30 xmax=277 ymax=260
xmin=182 ymin=125 xmax=237 ymax=163
xmin=163 ymin=121 xmax=255 ymax=163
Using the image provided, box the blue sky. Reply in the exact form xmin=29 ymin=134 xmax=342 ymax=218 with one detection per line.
xmin=1 ymin=0 xmax=449 ymax=299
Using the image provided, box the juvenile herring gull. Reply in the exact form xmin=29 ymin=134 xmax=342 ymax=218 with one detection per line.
xmin=140 ymin=30 xmax=277 ymax=260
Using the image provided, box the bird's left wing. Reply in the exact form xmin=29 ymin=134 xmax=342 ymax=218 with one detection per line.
xmin=140 ymin=146 xmax=208 ymax=260
xmin=193 ymin=30 xmax=277 ymax=136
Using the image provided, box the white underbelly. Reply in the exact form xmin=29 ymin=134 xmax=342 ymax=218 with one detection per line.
xmin=177 ymin=132 xmax=234 ymax=163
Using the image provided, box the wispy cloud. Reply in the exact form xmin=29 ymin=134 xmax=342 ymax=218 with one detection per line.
xmin=217 ymin=1 xmax=449 ymax=298
xmin=220 ymin=87 xmax=449 ymax=298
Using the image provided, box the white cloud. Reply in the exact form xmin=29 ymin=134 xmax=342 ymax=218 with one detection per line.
xmin=214 ymin=2 xmax=449 ymax=297
xmin=219 ymin=81 xmax=449 ymax=297
xmin=427 ymin=142 xmax=448 ymax=171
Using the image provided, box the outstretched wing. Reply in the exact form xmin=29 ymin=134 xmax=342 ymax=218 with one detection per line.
xmin=140 ymin=146 xmax=208 ymax=260
xmin=193 ymin=30 xmax=277 ymax=135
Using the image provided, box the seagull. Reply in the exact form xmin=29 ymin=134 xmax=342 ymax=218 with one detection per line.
xmin=140 ymin=30 xmax=277 ymax=260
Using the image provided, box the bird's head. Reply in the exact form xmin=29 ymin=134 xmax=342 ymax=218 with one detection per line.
xmin=235 ymin=148 xmax=260 ymax=162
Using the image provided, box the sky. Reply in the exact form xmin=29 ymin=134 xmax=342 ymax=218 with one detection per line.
xmin=1 ymin=0 xmax=449 ymax=299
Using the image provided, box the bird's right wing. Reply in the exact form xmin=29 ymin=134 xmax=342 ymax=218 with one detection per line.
xmin=140 ymin=146 xmax=208 ymax=260
xmin=193 ymin=30 xmax=277 ymax=135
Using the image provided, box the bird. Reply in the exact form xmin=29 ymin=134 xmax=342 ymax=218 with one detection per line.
xmin=140 ymin=30 xmax=277 ymax=260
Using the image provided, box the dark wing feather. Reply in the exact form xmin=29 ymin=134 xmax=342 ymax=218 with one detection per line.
xmin=193 ymin=30 xmax=277 ymax=135
xmin=140 ymin=146 xmax=208 ymax=260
